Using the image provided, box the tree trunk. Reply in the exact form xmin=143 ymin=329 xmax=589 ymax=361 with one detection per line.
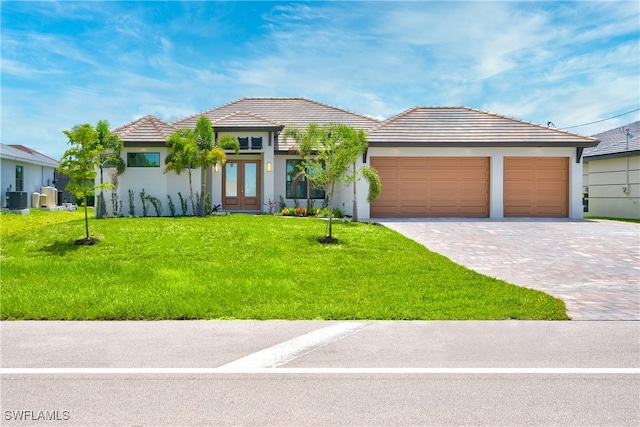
xmin=352 ymin=162 xmax=358 ymax=222
xmin=199 ymin=166 xmax=206 ymax=216
xmin=97 ymin=167 xmax=105 ymax=219
xmin=306 ymin=175 xmax=311 ymax=212
xmin=188 ymin=170 xmax=195 ymax=216
xmin=328 ymin=183 xmax=335 ymax=238
xmin=83 ymin=190 xmax=89 ymax=240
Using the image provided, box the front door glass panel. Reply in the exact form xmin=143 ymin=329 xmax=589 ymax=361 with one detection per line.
xmin=244 ymin=163 xmax=257 ymax=197
xmin=225 ymin=163 xmax=237 ymax=197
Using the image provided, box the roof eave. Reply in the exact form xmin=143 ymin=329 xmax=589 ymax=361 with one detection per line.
xmin=367 ymin=141 xmax=600 ymax=148
xmin=124 ymin=141 xmax=168 ymax=147
xmin=583 ymin=150 xmax=640 ymax=162
xmin=215 ymin=126 xmax=284 ymax=133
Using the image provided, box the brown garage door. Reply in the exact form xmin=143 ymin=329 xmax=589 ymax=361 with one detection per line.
xmin=370 ymin=157 xmax=489 ymax=217
xmin=504 ymin=157 xmax=568 ymax=217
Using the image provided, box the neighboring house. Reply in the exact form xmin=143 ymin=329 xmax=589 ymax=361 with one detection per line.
xmin=0 ymin=143 xmax=59 ymax=209
xmin=104 ymin=98 xmax=599 ymax=219
xmin=582 ymin=121 xmax=640 ymax=219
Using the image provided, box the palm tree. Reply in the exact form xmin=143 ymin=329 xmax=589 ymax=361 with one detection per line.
xmin=192 ymin=116 xmax=239 ymax=216
xmin=165 ymin=116 xmax=239 ymax=216
xmin=95 ymin=120 xmax=125 ymax=219
xmin=165 ymin=128 xmax=199 ymax=215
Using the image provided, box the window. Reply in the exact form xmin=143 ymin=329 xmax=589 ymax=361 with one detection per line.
xmin=286 ymin=159 xmax=325 ymax=199
xmin=251 ymin=137 xmax=263 ymax=149
xmin=238 ymin=137 xmax=249 ymax=150
xmin=15 ymin=165 xmax=23 ymax=191
xmin=127 ymin=153 xmax=160 ymax=167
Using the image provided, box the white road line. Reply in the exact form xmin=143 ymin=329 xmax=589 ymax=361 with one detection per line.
xmin=1 ymin=368 xmax=638 ymax=375
xmin=218 ymin=321 xmax=368 ymax=370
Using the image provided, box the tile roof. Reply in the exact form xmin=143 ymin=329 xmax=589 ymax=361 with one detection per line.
xmin=367 ymin=107 xmax=600 ymax=147
xmin=211 ymin=110 xmax=284 ymax=129
xmin=174 ymin=97 xmax=381 ymax=131
xmin=583 ymin=121 xmax=639 ymax=158
xmin=112 ymin=115 xmax=177 ymax=143
xmin=0 ymin=143 xmax=59 ymax=167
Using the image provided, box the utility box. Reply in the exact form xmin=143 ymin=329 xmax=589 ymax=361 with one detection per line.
xmin=8 ymin=192 xmax=28 ymax=209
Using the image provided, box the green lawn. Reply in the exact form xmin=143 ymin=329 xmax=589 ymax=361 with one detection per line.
xmin=0 ymin=210 xmax=569 ymax=320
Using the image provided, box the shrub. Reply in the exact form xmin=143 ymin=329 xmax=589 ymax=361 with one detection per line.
xmin=264 ymin=198 xmax=277 ymax=214
xmin=205 ymin=193 xmax=212 ymax=215
xmin=77 ymin=193 xmax=95 ymax=207
xmin=332 ymin=208 xmax=345 ymax=218
xmin=139 ymin=189 xmax=148 ymax=217
xmin=295 ymin=207 xmax=307 ymax=217
xmin=128 ymin=189 xmax=135 ymax=217
xmin=177 ymin=192 xmax=188 ymax=216
xmin=167 ymin=195 xmax=176 ymax=217
xmin=111 ymin=191 xmax=121 ymax=217
xmin=146 ymin=195 xmax=162 ymax=217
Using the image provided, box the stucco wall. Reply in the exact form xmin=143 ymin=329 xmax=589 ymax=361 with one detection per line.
xmin=98 ymin=146 xmax=202 ymax=217
xmin=583 ymin=155 xmax=640 ymax=219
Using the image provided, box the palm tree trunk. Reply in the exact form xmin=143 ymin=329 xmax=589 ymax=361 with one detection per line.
xmin=97 ymin=166 xmax=105 ymax=219
xmin=352 ymin=162 xmax=358 ymax=222
xmin=328 ymin=183 xmax=335 ymax=238
xmin=199 ymin=166 xmax=207 ymax=216
xmin=187 ymin=169 xmax=195 ymax=216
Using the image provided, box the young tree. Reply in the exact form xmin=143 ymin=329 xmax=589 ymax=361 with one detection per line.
xmin=95 ymin=120 xmax=125 ymax=219
xmin=286 ymin=123 xmax=381 ymax=242
xmin=165 ymin=116 xmax=239 ymax=216
xmin=58 ymin=123 xmax=101 ymax=244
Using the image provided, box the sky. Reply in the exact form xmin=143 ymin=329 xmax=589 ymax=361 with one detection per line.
xmin=2 ymin=0 xmax=639 ymax=160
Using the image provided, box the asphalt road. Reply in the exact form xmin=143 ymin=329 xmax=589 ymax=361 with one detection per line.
xmin=2 ymin=321 xmax=639 ymax=426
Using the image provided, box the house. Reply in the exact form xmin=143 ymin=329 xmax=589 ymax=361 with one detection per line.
xmin=105 ymin=98 xmax=599 ymax=219
xmin=582 ymin=121 xmax=639 ymax=219
xmin=1 ymin=143 xmax=60 ymax=209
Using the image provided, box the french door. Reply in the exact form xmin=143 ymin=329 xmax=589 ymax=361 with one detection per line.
xmin=223 ymin=160 xmax=261 ymax=210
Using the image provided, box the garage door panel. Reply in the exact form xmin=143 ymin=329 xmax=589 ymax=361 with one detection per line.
xmin=399 ymin=158 xmax=430 ymax=168
xmin=370 ymin=157 xmax=489 ymax=217
xmin=400 ymin=171 xmax=428 ymax=180
xmin=504 ymin=157 xmax=568 ymax=217
xmin=373 ymin=158 xmax=400 ymax=168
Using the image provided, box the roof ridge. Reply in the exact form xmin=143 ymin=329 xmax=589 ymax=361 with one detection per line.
xmin=148 ymin=115 xmax=176 ymax=139
xmin=213 ymin=110 xmax=285 ymax=127
xmin=460 ymin=106 xmax=600 ymax=141
xmin=370 ymin=106 xmax=598 ymax=141
xmin=294 ymin=97 xmax=382 ymax=124
xmin=174 ymin=97 xmax=383 ymax=127
xmin=112 ymin=115 xmax=151 ymax=137
xmin=173 ymin=98 xmax=249 ymax=126
xmin=368 ymin=106 xmax=421 ymax=134
xmin=8 ymin=144 xmax=59 ymax=163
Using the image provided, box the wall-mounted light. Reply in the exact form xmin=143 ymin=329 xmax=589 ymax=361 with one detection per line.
xmin=214 ymin=164 xmax=219 ymax=173
xmin=267 ymin=162 xmax=272 ymax=172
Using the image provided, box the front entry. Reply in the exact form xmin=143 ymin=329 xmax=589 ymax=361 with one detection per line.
xmin=223 ymin=160 xmax=261 ymax=211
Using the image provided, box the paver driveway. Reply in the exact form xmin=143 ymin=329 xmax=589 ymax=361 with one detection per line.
xmin=378 ymin=218 xmax=640 ymax=320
